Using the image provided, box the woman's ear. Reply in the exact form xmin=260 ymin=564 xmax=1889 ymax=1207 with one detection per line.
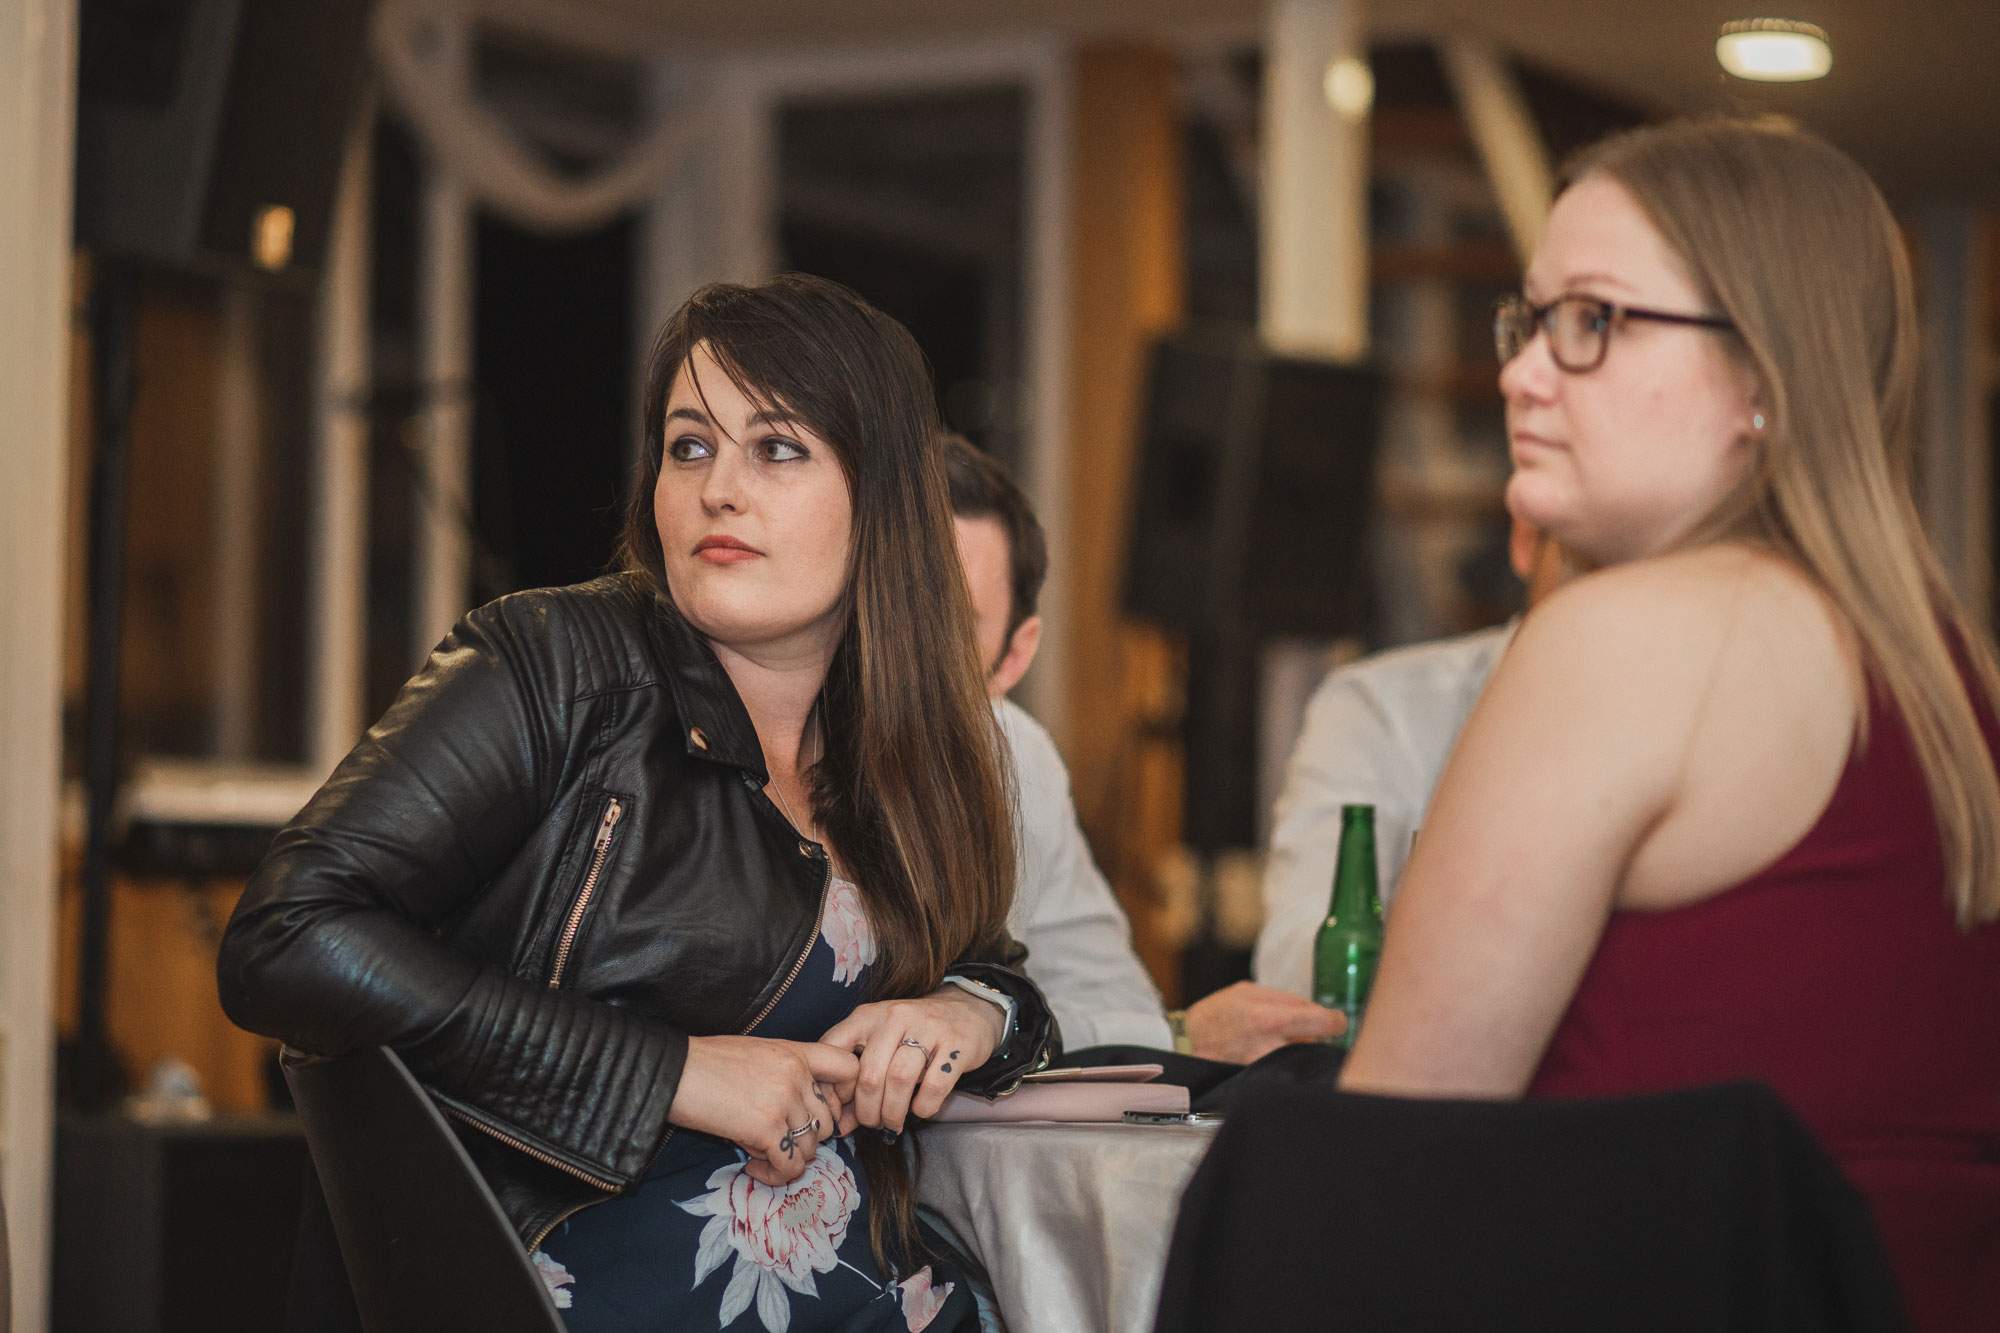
xmin=988 ymin=615 xmax=1043 ymax=697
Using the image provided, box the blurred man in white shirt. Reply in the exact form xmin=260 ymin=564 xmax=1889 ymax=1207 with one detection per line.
xmin=946 ymin=437 xmax=1336 ymax=1060
xmin=1255 ymin=520 xmax=1569 ymax=998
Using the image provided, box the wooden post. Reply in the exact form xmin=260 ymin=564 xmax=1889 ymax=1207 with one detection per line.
xmin=1261 ymin=0 xmax=1369 ymax=363
xmin=1440 ymin=37 xmax=1554 ymax=268
xmin=1917 ymin=206 xmax=1993 ymax=630
xmin=1066 ymin=45 xmax=1186 ymax=994
xmin=0 ymin=1 xmax=78 ymax=1325
xmin=310 ymin=109 xmax=373 ymax=775
xmin=414 ymin=17 xmax=475 ymax=663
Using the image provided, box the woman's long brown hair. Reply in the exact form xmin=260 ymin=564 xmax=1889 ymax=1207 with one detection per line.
xmin=1570 ymin=118 xmax=2000 ymax=926
xmin=618 ymin=274 xmax=1016 ymax=1264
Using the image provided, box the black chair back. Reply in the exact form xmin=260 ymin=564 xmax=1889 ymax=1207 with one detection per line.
xmin=282 ymin=1046 xmax=566 ymax=1333
xmin=1154 ymin=1078 xmax=1906 ymax=1333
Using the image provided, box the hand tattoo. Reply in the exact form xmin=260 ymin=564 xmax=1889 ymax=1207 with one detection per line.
xmin=813 ymin=1085 xmax=827 ymax=1105
xmin=778 ymin=1131 xmax=797 ymax=1157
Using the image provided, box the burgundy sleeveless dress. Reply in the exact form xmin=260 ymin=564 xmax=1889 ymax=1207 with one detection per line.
xmin=1529 ymin=679 xmax=2000 ymax=1332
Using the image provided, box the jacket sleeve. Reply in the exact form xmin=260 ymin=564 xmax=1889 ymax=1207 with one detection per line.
xmin=217 ymin=593 xmax=682 ymax=1188
xmin=943 ymin=933 xmax=1061 ymax=1096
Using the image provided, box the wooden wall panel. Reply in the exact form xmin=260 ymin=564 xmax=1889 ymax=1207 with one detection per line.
xmin=59 ymin=270 xmax=273 ymax=1114
xmin=1065 ymin=46 xmax=1189 ymax=1000
xmin=57 ymin=874 xmax=272 ymax=1113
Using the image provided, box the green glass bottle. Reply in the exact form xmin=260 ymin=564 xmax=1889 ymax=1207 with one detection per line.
xmin=1312 ymin=804 xmax=1383 ymax=1049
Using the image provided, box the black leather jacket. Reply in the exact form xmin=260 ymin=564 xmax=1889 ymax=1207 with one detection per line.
xmin=218 ymin=574 xmax=1054 ymax=1248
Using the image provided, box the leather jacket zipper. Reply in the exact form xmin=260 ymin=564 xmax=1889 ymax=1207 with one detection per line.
xmin=526 ymin=847 xmax=833 ymax=1254
xmin=442 ymin=1103 xmax=622 ymax=1193
xmin=739 ymin=853 xmax=832 ymax=1034
xmin=548 ymin=797 xmax=623 ymax=988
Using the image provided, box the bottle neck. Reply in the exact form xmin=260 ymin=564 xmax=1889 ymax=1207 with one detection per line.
xmin=1329 ymin=810 xmax=1378 ymax=919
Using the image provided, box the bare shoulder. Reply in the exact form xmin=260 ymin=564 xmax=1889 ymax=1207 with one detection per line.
xmin=1513 ymin=544 xmax=1844 ymax=677
xmin=1539 ymin=544 xmax=1861 ymax=909
xmin=1500 ymin=545 xmax=1752 ymax=700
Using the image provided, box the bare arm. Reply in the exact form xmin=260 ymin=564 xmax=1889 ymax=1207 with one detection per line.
xmin=1337 ymin=568 xmax=1713 ymax=1097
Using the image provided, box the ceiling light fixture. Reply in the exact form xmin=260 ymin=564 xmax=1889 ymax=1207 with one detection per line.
xmin=1323 ymin=56 xmax=1374 ymax=121
xmin=1716 ymin=18 xmax=1832 ymax=82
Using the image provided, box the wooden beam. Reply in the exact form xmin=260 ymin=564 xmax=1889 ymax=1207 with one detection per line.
xmin=1066 ymin=44 xmax=1186 ymax=995
xmin=309 ymin=111 xmax=373 ymax=775
xmin=1917 ymin=205 xmax=1994 ymax=630
xmin=0 ymin=2 xmax=78 ymax=1325
xmin=1261 ymin=0 xmax=1369 ymax=363
xmin=1439 ymin=37 xmax=1555 ymax=268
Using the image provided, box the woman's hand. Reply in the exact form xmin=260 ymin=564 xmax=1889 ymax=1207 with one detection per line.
xmin=671 ymin=1036 xmax=862 ymax=1186
xmin=817 ymin=988 xmax=1006 ymax=1133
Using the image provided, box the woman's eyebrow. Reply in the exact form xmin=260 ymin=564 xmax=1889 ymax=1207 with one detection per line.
xmin=1546 ymin=270 xmax=1643 ymax=299
xmin=665 ymin=405 xmax=804 ymax=430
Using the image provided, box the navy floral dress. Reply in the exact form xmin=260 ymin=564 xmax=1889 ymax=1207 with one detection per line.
xmin=532 ymin=878 xmax=980 ymax=1333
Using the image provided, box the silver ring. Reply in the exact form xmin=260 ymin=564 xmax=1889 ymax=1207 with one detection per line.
xmin=787 ymin=1121 xmax=816 ymax=1139
xmin=901 ymin=1037 xmax=930 ymax=1059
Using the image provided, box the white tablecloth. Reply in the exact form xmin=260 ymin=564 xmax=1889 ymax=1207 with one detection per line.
xmin=916 ymin=1120 xmax=1219 ymax=1333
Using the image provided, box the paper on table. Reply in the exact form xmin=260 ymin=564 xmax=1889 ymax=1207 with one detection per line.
xmin=929 ymin=1079 xmax=1190 ymax=1123
xmin=1020 ymin=1063 xmax=1165 ymax=1084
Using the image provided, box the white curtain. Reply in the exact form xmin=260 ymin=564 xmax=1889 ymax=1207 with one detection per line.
xmin=372 ymin=0 xmax=704 ymax=235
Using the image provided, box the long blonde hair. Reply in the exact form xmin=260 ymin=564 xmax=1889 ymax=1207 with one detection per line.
xmin=1570 ymin=118 xmax=2000 ymax=926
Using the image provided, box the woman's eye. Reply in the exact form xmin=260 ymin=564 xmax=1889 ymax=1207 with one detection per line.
xmin=762 ymin=435 xmax=808 ymax=462
xmin=667 ymin=434 xmax=711 ymax=462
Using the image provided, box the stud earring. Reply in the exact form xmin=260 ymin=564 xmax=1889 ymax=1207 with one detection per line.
xmin=1751 ymin=412 xmax=1766 ymax=431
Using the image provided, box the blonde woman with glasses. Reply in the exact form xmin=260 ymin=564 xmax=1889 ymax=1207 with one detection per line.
xmin=1340 ymin=119 xmax=2000 ymax=1331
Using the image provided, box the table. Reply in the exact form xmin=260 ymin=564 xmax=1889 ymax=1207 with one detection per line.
xmin=916 ymin=1120 xmax=1219 ymax=1333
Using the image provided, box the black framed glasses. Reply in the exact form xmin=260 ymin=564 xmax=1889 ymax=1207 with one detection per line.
xmin=1494 ymin=293 xmax=1736 ymax=373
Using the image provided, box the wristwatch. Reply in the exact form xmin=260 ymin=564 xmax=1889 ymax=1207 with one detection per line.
xmin=940 ymin=974 xmax=1018 ymax=1042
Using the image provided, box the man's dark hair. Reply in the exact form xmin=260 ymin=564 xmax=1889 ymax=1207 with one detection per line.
xmin=943 ymin=434 xmax=1047 ymax=641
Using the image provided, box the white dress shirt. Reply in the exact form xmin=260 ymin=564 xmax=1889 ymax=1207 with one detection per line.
xmin=1253 ymin=624 xmax=1515 ymax=999
xmin=997 ymin=699 xmax=1172 ymax=1051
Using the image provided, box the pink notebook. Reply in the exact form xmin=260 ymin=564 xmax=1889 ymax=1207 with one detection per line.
xmin=929 ymin=1065 xmax=1190 ymax=1123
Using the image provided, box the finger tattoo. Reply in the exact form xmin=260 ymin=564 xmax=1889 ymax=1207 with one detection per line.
xmin=778 ymin=1131 xmax=797 ymax=1157
xmin=940 ymin=1061 xmax=952 ymax=1073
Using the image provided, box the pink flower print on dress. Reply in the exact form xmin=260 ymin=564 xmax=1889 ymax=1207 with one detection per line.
xmin=821 ymin=876 xmax=877 ymax=986
xmin=898 ymin=1265 xmax=956 ymax=1331
xmin=531 ymin=1249 xmax=575 ymax=1309
xmin=676 ymin=1142 xmax=861 ymax=1333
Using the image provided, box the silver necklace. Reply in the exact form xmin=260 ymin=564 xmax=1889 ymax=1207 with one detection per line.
xmin=769 ymin=779 xmax=813 ymax=841
xmin=768 ymin=726 xmax=824 ymax=846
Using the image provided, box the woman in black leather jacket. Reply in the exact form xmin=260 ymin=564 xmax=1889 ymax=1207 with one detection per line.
xmin=219 ymin=275 xmax=1054 ymax=1333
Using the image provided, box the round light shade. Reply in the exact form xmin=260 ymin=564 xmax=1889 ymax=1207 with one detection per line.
xmin=1322 ymin=56 xmax=1375 ymax=121
xmin=1716 ymin=19 xmax=1832 ymax=82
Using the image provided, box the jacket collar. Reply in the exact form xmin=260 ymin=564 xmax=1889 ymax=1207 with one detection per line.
xmin=644 ymin=597 xmax=771 ymax=782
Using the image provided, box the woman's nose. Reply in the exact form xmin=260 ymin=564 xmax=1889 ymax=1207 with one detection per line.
xmin=701 ymin=444 xmax=745 ymax=513
xmin=1499 ymin=331 xmax=1559 ymax=405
